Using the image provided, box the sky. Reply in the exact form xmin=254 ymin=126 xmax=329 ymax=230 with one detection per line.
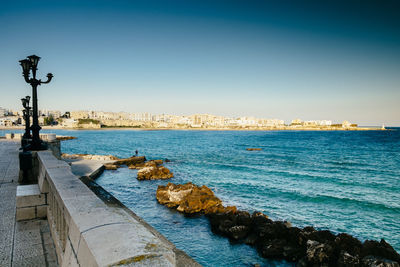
xmin=0 ymin=0 xmax=399 ymax=126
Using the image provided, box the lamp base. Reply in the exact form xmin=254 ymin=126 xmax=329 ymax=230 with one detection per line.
xmin=25 ymin=141 xmax=48 ymax=151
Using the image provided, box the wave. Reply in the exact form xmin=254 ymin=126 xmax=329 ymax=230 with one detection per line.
xmin=216 ymin=181 xmax=400 ymax=213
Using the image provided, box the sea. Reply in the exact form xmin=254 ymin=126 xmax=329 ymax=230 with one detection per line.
xmin=3 ymin=128 xmax=399 ymax=266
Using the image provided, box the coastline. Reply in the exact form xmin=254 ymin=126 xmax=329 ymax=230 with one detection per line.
xmin=0 ymin=126 xmax=387 ymax=131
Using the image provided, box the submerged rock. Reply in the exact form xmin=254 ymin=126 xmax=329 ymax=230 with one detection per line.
xmin=246 ymin=148 xmax=262 ymax=151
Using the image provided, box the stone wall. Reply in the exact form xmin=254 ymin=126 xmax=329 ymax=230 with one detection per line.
xmin=36 ymin=151 xmax=192 ymax=267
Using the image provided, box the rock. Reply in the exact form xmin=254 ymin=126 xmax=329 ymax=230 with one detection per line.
xmin=156 ymin=182 xmax=236 ymax=215
xmin=208 ymin=212 xmax=233 ymax=234
xmin=152 ymin=159 xmax=163 ymax=165
xmin=334 ymin=233 xmax=363 ymax=257
xmin=56 ymin=136 xmax=77 ymax=141
xmin=137 ymin=164 xmax=173 ymax=180
xmin=308 ymin=229 xmax=336 ymax=244
xmin=260 ymin=239 xmax=286 ymax=258
xmin=337 ymin=250 xmax=360 ymax=267
xmin=306 ymin=240 xmax=334 ymax=265
xmin=362 ymin=239 xmax=400 ymax=263
xmin=246 ymin=148 xmax=262 ymax=151
xmin=104 ymin=164 xmax=118 ymax=170
xmin=251 ymin=211 xmax=272 ymax=233
xmin=228 ymin=225 xmax=250 ymax=240
xmin=283 ymin=245 xmax=305 ymax=262
xmin=129 ymin=159 xmax=163 ymax=169
xmin=362 ymin=256 xmax=400 ymax=267
xmin=114 ymin=156 xmax=146 ymax=166
xmin=257 ymin=221 xmax=291 ymax=242
xmin=286 ymin=226 xmax=302 ymax=247
xmin=244 ymin=233 xmax=258 ymax=246
xmin=176 ymin=185 xmax=223 ymax=214
xmin=236 ymin=211 xmax=252 ymax=226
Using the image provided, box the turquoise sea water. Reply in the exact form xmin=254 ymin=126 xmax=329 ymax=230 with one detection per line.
xmin=4 ymin=129 xmax=399 ymax=266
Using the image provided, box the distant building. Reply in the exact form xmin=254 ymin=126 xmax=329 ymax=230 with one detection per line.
xmin=70 ymin=111 xmax=90 ymax=119
xmin=342 ymin=120 xmax=351 ymax=128
xmin=291 ymin=119 xmax=303 ymax=125
xmin=0 ymin=116 xmax=18 ymax=126
xmin=303 ymin=120 xmax=332 ymax=127
xmin=131 ymin=112 xmax=152 ymax=122
xmin=0 ymin=107 xmax=6 ymax=117
xmin=62 ymin=112 xmax=71 ymax=118
xmin=40 ymin=109 xmax=61 ymax=119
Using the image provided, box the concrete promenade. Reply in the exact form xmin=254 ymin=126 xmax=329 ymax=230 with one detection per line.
xmin=0 ymin=140 xmax=58 ymax=267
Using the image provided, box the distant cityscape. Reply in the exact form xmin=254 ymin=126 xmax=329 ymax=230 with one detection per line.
xmin=0 ymin=106 xmax=363 ymax=129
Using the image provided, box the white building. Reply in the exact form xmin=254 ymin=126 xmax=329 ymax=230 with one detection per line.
xmin=0 ymin=107 xmax=6 ymax=117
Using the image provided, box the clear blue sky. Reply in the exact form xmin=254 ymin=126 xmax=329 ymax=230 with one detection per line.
xmin=1 ymin=0 xmax=399 ymax=125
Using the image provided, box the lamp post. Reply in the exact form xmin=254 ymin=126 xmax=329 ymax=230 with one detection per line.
xmin=19 ymin=55 xmax=53 ymax=150
xmin=21 ymin=96 xmax=32 ymax=142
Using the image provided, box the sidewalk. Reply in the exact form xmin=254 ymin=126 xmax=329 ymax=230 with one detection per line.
xmin=0 ymin=140 xmax=58 ymax=267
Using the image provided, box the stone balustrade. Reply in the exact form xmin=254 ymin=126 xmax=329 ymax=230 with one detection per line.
xmin=36 ymin=150 xmax=181 ymax=266
xmin=5 ymin=133 xmax=56 ymax=141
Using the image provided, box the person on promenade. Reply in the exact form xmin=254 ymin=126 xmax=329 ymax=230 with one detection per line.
xmin=135 ymin=150 xmax=138 ymax=157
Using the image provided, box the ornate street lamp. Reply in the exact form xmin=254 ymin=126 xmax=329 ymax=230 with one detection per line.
xmin=19 ymin=55 xmax=53 ymax=150
xmin=21 ymin=96 xmax=32 ymax=141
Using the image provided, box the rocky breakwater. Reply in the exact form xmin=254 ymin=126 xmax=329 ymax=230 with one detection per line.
xmin=208 ymin=212 xmax=400 ymax=266
xmin=157 ymin=182 xmax=400 ymax=267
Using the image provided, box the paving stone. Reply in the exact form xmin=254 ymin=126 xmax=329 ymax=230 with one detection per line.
xmin=0 ymin=230 xmax=14 ymax=249
xmin=16 ymin=185 xmax=46 ymax=208
xmin=16 ymin=207 xmax=36 ymax=221
xmin=0 ymin=245 xmax=12 ymax=266
xmin=12 ymin=243 xmax=44 ymax=261
xmin=37 ymin=205 xmax=47 ymax=218
xmin=40 ymin=221 xmax=50 ymax=233
xmin=12 ymin=254 xmax=46 ymax=267
xmin=47 ymin=260 xmax=59 ymax=267
xmin=44 ymin=248 xmax=58 ymax=262
xmin=14 ymin=228 xmax=42 ymax=245
xmin=15 ymin=220 xmax=42 ymax=231
xmin=42 ymin=232 xmax=54 ymax=245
